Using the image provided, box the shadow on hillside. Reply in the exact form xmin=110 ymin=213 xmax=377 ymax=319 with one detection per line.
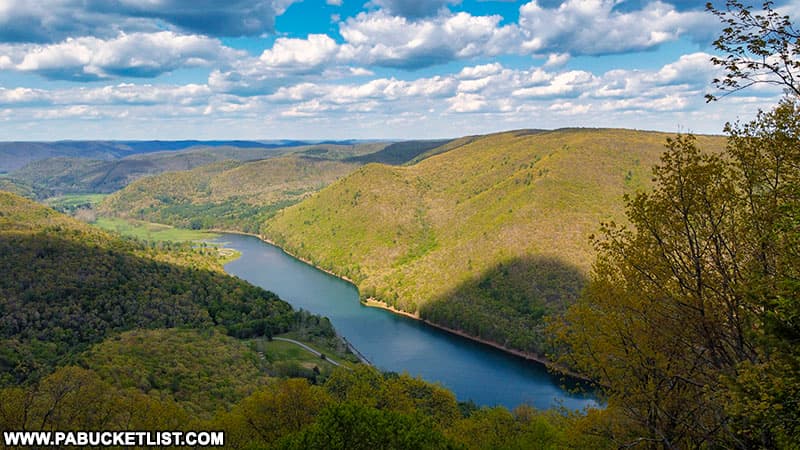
xmin=419 ymin=255 xmax=586 ymax=358
xmin=0 ymin=232 xmax=295 ymax=384
xmin=344 ymin=140 xmax=452 ymax=165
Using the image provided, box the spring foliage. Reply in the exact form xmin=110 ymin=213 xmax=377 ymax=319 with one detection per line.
xmin=555 ymin=100 xmax=800 ymax=448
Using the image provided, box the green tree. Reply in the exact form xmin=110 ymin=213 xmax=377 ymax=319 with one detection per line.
xmin=555 ymin=102 xmax=800 ymax=448
xmin=555 ymin=135 xmax=751 ymax=448
xmin=721 ymin=100 xmax=800 ymax=447
xmin=218 ymin=378 xmax=331 ymax=448
xmin=277 ymin=402 xmax=452 ymax=450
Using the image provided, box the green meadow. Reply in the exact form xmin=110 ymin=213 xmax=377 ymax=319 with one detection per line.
xmin=93 ymin=216 xmax=220 ymax=242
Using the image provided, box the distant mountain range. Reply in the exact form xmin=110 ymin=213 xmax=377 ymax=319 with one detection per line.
xmin=0 ymin=141 xmax=393 ymax=198
xmin=0 ymin=139 xmax=376 ymax=173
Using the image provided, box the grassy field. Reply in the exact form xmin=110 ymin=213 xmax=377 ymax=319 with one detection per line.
xmin=45 ymin=193 xmax=108 ymax=210
xmin=256 ymin=339 xmax=350 ymax=369
xmin=93 ymin=216 xmax=220 ymax=242
xmin=262 ymin=128 xmax=729 ymax=355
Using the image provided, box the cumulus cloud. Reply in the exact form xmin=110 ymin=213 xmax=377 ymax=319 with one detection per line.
xmin=0 ymin=51 xmax=784 ymax=139
xmin=518 ymin=0 xmax=716 ymax=55
xmin=513 ymin=70 xmax=597 ymax=99
xmin=0 ymin=83 xmax=212 ymax=107
xmin=543 ymin=53 xmax=569 ymax=68
xmin=0 ymin=87 xmax=49 ymax=105
xmin=0 ymin=0 xmax=730 ymax=85
xmin=0 ymin=32 xmax=242 ymax=80
xmin=252 ymin=52 xmax=726 ymax=119
xmin=338 ymin=11 xmax=519 ymax=69
xmin=447 ymin=92 xmax=487 ymax=112
xmin=209 ymin=34 xmax=344 ymax=95
xmin=368 ymin=0 xmax=461 ymax=18
xmin=259 ymin=34 xmax=340 ymax=70
xmin=0 ymin=0 xmax=296 ymax=43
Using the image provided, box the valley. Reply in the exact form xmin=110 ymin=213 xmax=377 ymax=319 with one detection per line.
xmin=47 ymin=128 xmax=724 ymax=364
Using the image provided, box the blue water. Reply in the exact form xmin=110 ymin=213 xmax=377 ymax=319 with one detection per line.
xmin=219 ymin=233 xmax=596 ymax=410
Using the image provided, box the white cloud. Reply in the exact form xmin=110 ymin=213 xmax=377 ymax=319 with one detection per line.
xmin=0 ymin=0 xmax=727 ymax=86
xmin=447 ymin=92 xmax=486 ymax=112
xmin=513 ymin=70 xmax=597 ymax=98
xmin=0 ymin=87 xmax=48 ymax=105
xmin=0 ymin=48 xmax=786 ymax=140
xmin=0 ymin=83 xmax=212 ymax=108
xmin=338 ymin=11 xmax=519 ymax=69
xmin=2 ymin=32 xmax=241 ymax=80
xmin=518 ymin=0 xmax=715 ymax=55
xmin=259 ymin=34 xmax=340 ymax=70
xmin=0 ymin=0 xmax=298 ymax=43
xmin=458 ymin=63 xmax=503 ymax=79
xmin=543 ymin=53 xmax=569 ymax=68
xmin=209 ymin=34 xmax=346 ymax=95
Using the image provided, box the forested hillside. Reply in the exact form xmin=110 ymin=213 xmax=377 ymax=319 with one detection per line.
xmin=0 ymin=191 xmax=303 ymax=385
xmin=99 ymin=156 xmax=361 ymax=233
xmin=262 ymin=129 xmax=727 ymax=355
xmin=0 ymin=190 xmax=611 ymax=447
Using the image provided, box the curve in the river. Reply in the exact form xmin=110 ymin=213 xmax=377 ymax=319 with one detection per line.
xmin=218 ymin=233 xmax=597 ymax=411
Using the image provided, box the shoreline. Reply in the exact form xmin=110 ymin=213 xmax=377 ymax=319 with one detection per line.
xmin=213 ymin=229 xmax=592 ymax=382
xmin=363 ymin=297 xmax=592 ymax=382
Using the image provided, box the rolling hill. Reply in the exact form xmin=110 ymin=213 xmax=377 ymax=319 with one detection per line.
xmin=99 ymin=156 xmax=362 ymax=233
xmin=0 ymin=140 xmax=298 ymax=173
xmin=343 ymin=139 xmax=453 ymax=165
xmin=97 ymin=140 xmax=453 ymax=233
xmin=0 ymin=191 xmax=311 ymax=385
xmin=5 ymin=142 xmax=388 ymax=198
xmin=261 ymin=128 xmax=728 ymax=356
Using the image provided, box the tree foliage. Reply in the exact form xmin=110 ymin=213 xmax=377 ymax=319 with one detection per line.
xmin=708 ymin=0 xmax=800 ymax=99
xmin=0 ymin=192 xmax=335 ymax=385
xmin=556 ymin=101 xmax=800 ymax=448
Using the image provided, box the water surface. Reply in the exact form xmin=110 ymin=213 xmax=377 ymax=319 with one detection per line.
xmin=219 ymin=233 xmax=596 ymax=410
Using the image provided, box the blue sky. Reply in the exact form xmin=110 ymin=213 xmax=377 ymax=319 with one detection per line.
xmin=0 ymin=0 xmax=794 ymax=140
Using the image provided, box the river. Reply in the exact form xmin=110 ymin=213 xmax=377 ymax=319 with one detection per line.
xmin=218 ymin=233 xmax=596 ymax=411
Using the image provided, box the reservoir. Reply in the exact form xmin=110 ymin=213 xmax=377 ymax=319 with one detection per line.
xmin=219 ymin=233 xmax=596 ymax=411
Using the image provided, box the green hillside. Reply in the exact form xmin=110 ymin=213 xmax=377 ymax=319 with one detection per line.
xmin=99 ymin=156 xmax=360 ymax=233
xmin=0 ymin=191 xmax=315 ymax=385
xmin=262 ymin=129 xmax=728 ymax=355
xmin=0 ymin=177 xmax=34 ymax=198
xmin=79 ymin=328 xmax=270 ymax=417
xmin=344 ymin=139 xmax=453 ymax=165
xmin=0 ymin=190 xmax=609 ymax=449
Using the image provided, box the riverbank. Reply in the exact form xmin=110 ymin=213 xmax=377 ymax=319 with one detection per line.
xmin=214 ymin=230 xmax=599 ymax=409
xmin=227 ymin=230 xmax=593 ymax=383
xmin=362 ymin=297 xmax=592 ymax=382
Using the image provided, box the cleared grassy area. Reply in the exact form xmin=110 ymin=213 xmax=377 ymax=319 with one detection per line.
xmin=259 ymin=340 xmax=341 ymax=368
xmin=45 ymin=193 xmax=108 ymax=210
xmin=93 ymin=216 xmax=220 ymax=242
xmin=249 ymin=332 xmax=359 ymax=383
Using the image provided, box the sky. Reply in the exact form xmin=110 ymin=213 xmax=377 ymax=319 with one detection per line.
xmin=0 ymin=0 xmax=795 ymax=140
